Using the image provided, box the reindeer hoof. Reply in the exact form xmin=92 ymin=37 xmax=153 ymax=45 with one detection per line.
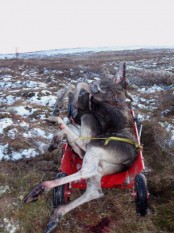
xmin=23 ymin=183 xmax=46 ymax=204
xmin=44 ymin=222 xmax=58 ymax=233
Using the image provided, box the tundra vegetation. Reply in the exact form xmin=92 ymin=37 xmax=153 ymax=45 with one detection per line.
xmin=0 ymin=48 xmax=174 ymax=233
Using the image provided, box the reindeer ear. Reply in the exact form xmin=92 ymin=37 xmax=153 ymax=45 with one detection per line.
xmin=115 ymin=62 xmax=125 ymax=82
xmin=114 ymin=62 xmax=129 ymax=88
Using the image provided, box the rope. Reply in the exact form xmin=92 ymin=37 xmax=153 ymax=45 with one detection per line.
xmin=70 ymin=136 xmax=143 ymax=150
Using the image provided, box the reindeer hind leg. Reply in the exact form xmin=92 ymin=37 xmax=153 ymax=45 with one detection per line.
xmin=45 ymin=175 xmax=103 ymax=233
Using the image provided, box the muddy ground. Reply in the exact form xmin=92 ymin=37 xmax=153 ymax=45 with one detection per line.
xmin=0 ymin=48 xmax=174 ymax=233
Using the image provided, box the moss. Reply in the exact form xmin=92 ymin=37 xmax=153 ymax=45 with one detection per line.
xmin=0 ymin=113 xmax=11 ymax=119
xmin=0 ymin=173 xmax=6 ymax=184
xmin=9 ymin=198 xmax=52 ymax=233
xmin=10 ymin=139 xmax=31 ymax=151
xmin=30 ymin=109 xmax=50 ymax=118
xmin=153 ymin=201 xmax=174 ymax=232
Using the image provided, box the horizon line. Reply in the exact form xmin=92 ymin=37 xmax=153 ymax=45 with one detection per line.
xmin=0 ymin=44 xmax=174 ymax=56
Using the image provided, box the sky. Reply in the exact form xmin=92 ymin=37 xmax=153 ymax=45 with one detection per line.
xmin=0 ymin=0 xmax=174 ymax=54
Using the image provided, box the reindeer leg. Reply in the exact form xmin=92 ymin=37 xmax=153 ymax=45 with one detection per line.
xmin=48 ymin=123 xmax=84 ymax=158
xmin=47 ymin=116 xmax=89 ymax=152
xmin=52 ymin=84 xmax=76 ymax=116
xmin=45 ymin=175 xmax=103 ymax=233
xmin=67 ymin=124 xmax=85 ymax=159
xmin=73 ymin=82 xmax=91 ymax=104
xmin=49 ymin=107 xmax=101 ymax=154
xmin=24 ymin=147 xmax=103 ymax=203
xmin=52 ymin=82 xmax=90 ymax=117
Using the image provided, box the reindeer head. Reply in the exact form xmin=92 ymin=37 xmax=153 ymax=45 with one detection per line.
xmin=92 ymin=62 xmax=133 ymax=103
xmin=47 ymin=134 xmax=61 ymax=152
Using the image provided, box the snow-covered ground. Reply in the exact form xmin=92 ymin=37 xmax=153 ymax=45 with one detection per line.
xmin=0 ymin=50 xmax=174 ymax=161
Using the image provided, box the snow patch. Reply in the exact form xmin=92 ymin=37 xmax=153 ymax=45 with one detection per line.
xmin=0 ymin=185 xmax=11 ymax=197
xmin=0 ymin=80 xmax=47 ymax=90
xmin=137 ymin=113 xmax=150 ymax=122
xmin=7 ymin=128 xmax=18 ymax=139
xmin=159 ymin=122 xmax=174 ymax=148
xmin=19 ymin=121 xmax=29 ymax=128
xmin=3 ymin=218 xmax=19 ymax=233
xmin=28 ymin=93 xmax=56 ymax=106
xmin=35 ymin=141 xmax=47 ymax=153
xmin=12 ymin=106 xmax=37 ymax=117
xmin=138 ymin=85 xmax=163 ymax=93
xmin=8 ymin=148 xmax=38 ymax=160
xmin=0 ymin=95 xmax=21 ymax=105
xmin=0 ymin=118 xmax=13 ymax=134
xmin=0 ymin=144 xmax=38 ymax=161
xmin=23 ymin=128 xmax=46 ymax=138
xmin=0 ymin=144 xmax=9 ymax=160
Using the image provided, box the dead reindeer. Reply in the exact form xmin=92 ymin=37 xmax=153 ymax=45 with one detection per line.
xmin=51 ymin=62 xmax=132 ymax=118
xmin=47 ymin=77 xmax=133 ymax=158
xmin=24 ymin=63 xmax=139 ymax=233
xmin=47 ymin=62 xmax=133 ymax=157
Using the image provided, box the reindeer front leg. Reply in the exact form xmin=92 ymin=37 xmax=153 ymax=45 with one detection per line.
xmin=23 ymin=168 xmax=98 ymax=204
xmin=48 ymin=125 xmax=84 ymax=159
xmin=53 ymin=84 xmax=76 ymax=116
xmin=48 ymin=116 xmax=87 ymax=152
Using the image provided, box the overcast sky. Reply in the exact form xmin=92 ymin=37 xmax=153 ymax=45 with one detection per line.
xmin=0 ymin=0 xmax=174 ymax=54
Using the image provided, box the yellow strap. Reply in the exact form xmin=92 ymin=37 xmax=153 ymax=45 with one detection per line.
xmin=104 ymin=136 xmax=142 ymax=149
xmin=71 ymin=136 xmax=143 ymax=150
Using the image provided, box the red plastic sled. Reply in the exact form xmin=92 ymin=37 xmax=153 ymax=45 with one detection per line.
xmin=53 ymin=109 xmax=148 ymax=216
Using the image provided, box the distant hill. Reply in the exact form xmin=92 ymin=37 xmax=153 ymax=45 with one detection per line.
xmin=0 ymin=45 xmax=174 ymax=59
